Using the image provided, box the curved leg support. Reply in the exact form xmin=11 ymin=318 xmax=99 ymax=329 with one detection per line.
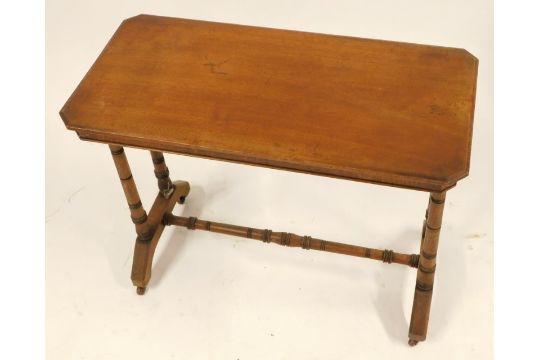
xmin=130 ymin=180 xmax=190 ymax=294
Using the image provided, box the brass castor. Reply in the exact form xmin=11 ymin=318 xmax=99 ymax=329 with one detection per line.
xmin=178 ymin=196 xmax=187 ymax=204
xmin=408 ymin=339 xmax=419 ymax=347
xmin=136 ymin=286 xmax=146 ymax=295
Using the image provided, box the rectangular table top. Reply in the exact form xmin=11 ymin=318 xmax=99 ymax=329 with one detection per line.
xmin=60 ymin=14 xmax=478 ymax=192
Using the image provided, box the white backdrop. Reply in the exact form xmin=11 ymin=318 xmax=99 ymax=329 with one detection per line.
xmin=46 ymin=1 xmax=493 ymax=359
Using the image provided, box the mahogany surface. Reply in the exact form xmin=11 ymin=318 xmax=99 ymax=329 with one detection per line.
xmin=60 ymin=14 xmax=478 ymax=191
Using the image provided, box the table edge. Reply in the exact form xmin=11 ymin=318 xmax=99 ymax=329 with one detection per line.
xmin=69 ymin=126 xmax=462 ymax=192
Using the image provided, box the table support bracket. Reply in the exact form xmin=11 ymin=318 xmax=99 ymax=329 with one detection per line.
xmin=163 ymin=214 xmax=420 ymax=269
xmin=109 ymin=145 xmax=190 ymax=295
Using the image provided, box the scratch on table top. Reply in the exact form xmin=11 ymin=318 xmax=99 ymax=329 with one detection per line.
xmin=203 ymin=59 xmax=229 ymax=75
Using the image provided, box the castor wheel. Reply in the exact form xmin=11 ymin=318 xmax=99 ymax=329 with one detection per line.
xmin=136 ymin=286 xmax=146 ymax=295
xmin=408 ymin=339 xmax=418 ymax=347
xmin=178 ymin=195 xmax=186 ymax=204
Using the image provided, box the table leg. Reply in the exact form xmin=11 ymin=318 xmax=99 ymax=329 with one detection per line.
xmin=109 ymin=145 xmax=153 ymax=242
xmin=150 ymin=151 xmax=174 ymax=199
xmin=408 ymin=191 xmax=446 ymax=346
xmin=109 ymin=145 xmax=153 ymax=294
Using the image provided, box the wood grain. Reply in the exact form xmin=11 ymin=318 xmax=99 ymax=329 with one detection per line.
xmin=60 ymin=14 xmax=478 ymax=191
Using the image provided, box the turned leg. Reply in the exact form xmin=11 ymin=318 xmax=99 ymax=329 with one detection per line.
xmin=150 ymin=151 xmax=174 ymax=198
xmin=408 ymin=191 xmax=446 ymax=346
xmin=150 ymin=151 xmax=187 ymax=204
xmin=109 ymin=145 xmax=153 ymax=294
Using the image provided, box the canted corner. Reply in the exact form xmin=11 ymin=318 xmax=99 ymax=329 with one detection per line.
xmin=122 ymin=14 xmax=148 ymax=24
xmin=458 ymin=48 xmax=479 ymax=66
xmin=58 ymin=105 xmax=70 ymax=126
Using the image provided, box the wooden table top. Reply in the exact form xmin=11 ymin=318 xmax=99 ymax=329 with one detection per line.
xmin=60 ymin=14 xmax=478 ymax=192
